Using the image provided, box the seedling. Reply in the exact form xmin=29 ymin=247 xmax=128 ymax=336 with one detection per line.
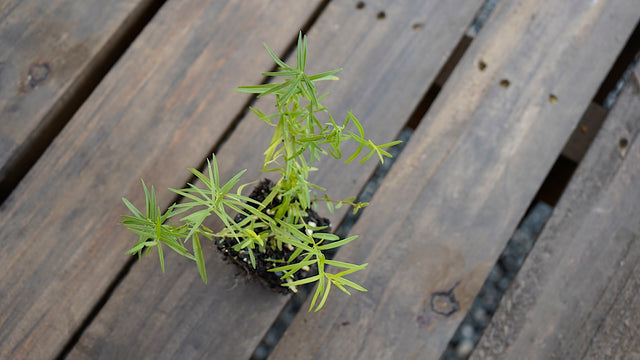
xmin=121 ymin=33 xmax=400 ymax=311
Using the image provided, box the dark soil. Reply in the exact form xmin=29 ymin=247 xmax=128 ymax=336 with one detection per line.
xmin=216 ymin=179 xmax=331 ymax=293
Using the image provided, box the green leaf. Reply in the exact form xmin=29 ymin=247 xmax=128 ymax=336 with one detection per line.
xmin=122 ymin=197 xmax=143 ymax=218
xmin=311 ymin=232 xmax=340 ymax=241
xmin=170 ymin=185 xmax=210 ymax=207
xmin=286 ymin=246 xmax=305 ymax=264
xmin=188 ymin=167 xmax=213 ymax=191
xmin=332 ymin=280 xmax=351 ymax=295
xmin=324 ymin=259 xmax=364 ymax=270
xmin=309 ymin=274 xmax=325 ymax=311
xmin=264 ymin=43 xmax=289 ymax=69
xmin=359 ymin=147 xmax=376 ymax=163
xmin=270 ymin=259 xmax=316 ymax=276
xmin=180 ymin=209 xmax=209 ymax=225
xmin=160 ymin=234 xmax=194 ymax=260
xmin=234 ymin=84 xmax=278 ymax=94
xmin=332 ymin=263 xmax=368 ymax=279
xmin=296 ymin=31 xmax=306 ymax=71
xmin=317 ymin=235 xmax=359 ymax=250
xmin=126 ymin=239 xmax=155 ymax=256
xmin=301 ymin=75 xmax=318 ymax=107
xmin=260 ymin=80 xmax=291 ymax=98
xmin=180 ymin=209 xmax=209 ymax=251
xmin=248 ymin=247 xmax=257 ymax=268
xmin=308 ymin=69 xmax=342 ymax=82
xmin=334 ymin=277 xmax=367 ymax=293
xmin=378 ymin=140 xmax=403 ymax=149
xmin=284 ymin=274 xmax=321 ymax=287
xmin=315 ymin=279 xmax=332 ymax=312
xmin=262 ymin=70 xmax=300 ymax=77
xmin=193 ymin=233 xmax=207 ymax=283
xmin=280 ymin=76 xmax=301 ymax=105
xmin=218 ymin=169 xmax=247 ymax=201
xmin=157 ymin=241 xmax=165 ymax=273
xmin=141 ymin=180 xmax=155 ymax=219
xmin=125 ymin=227 xmax=157 ymax=239
xmin=347 ymin=111 xmax=364 ymax=137
xmin=345 ymin=143 xmax=364 ymax=163
xmin=210 ymin=154 xmax=221 ymax=188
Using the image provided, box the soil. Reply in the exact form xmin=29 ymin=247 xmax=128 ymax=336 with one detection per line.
xmin=216 ymin=179 xmax=331 ymax=293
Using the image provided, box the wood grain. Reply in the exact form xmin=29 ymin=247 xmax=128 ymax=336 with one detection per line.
xmin=472 ymin=61 xmax=640 ymax=359
xmin=583 ymin=263 xmax=640 ymax=359
xmin=0 ymin=1 xmax=321 ymax=358
xmin=67 ymin=0 xmax=487 ymax=358
xmin=0 ymin=0 xmax=159 ymax=196
xmin=270 ymin=0 xmax=640 ymax=359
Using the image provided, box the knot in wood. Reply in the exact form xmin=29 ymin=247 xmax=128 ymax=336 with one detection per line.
xmin=28 ymin=62 xmax=50 ymax=88
xmin=430 ymin=281 xmax=460 ymax=317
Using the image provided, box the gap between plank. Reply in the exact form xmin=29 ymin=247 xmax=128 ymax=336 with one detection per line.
xmin=55 ymin=2 xmax=332 ymax=359
xmin=0 ymin=0 xmax=169 ymax=206
xmin=593 ymin=19 xmax=640 ymax=109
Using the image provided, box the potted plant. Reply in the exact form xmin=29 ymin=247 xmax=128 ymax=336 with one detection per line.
xmin=121 ymin=33 xmax=400 ymax=311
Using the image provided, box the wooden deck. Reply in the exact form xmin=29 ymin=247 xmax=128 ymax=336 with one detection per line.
xmin=1 ymin=1 xmax=639 ymax=359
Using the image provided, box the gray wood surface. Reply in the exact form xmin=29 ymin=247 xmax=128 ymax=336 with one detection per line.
xmin=67 ymin=0 xmax=487 ymax=358
xmin=472 ymin=62 xmax=640 ymax=360
xmin=0 ymin=1 xmax=321 ymax=358
xmin=0 ymin=0 xmax=158 ymax=194
xmin=270 ymin=0 xmax=640 ymax=359
xmin=1 ymin=0 xmax=638 ymax=359
xmin=583 ymin=263 xmax=640 ymax=360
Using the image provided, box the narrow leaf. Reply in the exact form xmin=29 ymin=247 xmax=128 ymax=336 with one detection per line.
xmin=157 ymin=242 xmax=165 ymax=273
xmin=122 ymin=198 xmax=143 ymax=218
xmin=284 ymin=274 xmax=321 ymax=287
xmin=262 ymin=70 xmax=299 ymax=77
xmin=193 ymin=233 xmax=207 ymax=283
xmin=264 ymin=43 xmax=289 ymax=69
xmin=308 ymin=69 xmax=342 ymax=81
xmin=317 ymin=235 xmax=359 ymax=250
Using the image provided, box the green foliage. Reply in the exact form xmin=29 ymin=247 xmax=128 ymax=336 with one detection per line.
xmin=120 ymin=32 xmax=399 ymax=311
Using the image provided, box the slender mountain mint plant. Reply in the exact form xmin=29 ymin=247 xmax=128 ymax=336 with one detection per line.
xmin=121 ymin=33 xmax=400 ymax=311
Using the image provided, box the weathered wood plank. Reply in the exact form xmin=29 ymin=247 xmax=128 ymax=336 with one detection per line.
xmin=0 ymin=0 xmax=159 ymax=196
xmin=583 ymin=264 xmax=640 ymax=359
xmin=472 ymin=61 xmax=640 ymax=359
xmin=269 ymin=1 xmax=640 ymax=359
xmin=0 ymin=1 xmax=322 ymax=359
xmin=67 ymin=0 xmax=487 ymax=358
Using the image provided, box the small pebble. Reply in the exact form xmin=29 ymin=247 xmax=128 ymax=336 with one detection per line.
xmin=456 ymin=339 xmax=475 ymax=358
xmin=472 ymin=308 xmax=488 ymax=328
xmin=252 ymin=346 xmax=268 ymax=359
xmin=263 ymin=328 xmax=279 ymax=346
xmin=497 ymin=277 xmax=512 ymax=292
xmin=487 ymin=266 xmax=503 ymax=283
xmin=460 ymin=323 xmax=476 ymax=341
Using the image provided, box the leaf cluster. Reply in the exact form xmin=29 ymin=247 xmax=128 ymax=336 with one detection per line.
xmin=120 ymin=33 xmax=400 ymax=311
xmin=236 ymin=33 xmax=401 ymax=213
